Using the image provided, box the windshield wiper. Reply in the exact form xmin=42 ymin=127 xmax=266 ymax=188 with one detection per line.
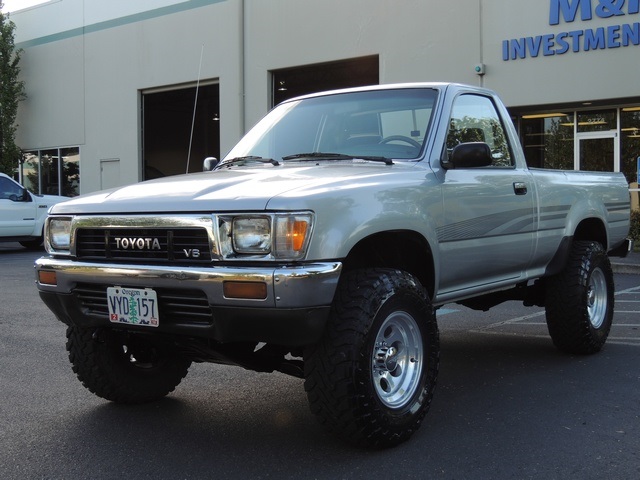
xmin=282 ymin=152 xmax=393 ymax=165
xmin=218 ymin=156 xmax=280 ymax=168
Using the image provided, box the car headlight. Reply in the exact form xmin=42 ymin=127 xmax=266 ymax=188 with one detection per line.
xmin=232 ymin=216 xmax=271 ymax=254
xmin=219 ymin=212 xmax=313 ymax=260
xmin=47 ymin=217 xmax=72 ymax=251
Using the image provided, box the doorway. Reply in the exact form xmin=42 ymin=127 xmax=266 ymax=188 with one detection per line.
xmin=272 ymin=56 xmax=379 ymax=106
xmin=142 ymin=83 xmax=220 ymax=179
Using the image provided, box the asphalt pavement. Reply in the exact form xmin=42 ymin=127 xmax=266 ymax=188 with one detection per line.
xmin=1 ymin=242 xmax=639 ymax=479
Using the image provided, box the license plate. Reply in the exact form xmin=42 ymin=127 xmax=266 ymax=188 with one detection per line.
xmin=107 ymin=287 xmax=159 ymax=327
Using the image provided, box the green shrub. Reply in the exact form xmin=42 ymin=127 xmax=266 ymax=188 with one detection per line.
xmin=630 ymin=210 xmax=640 ymax=244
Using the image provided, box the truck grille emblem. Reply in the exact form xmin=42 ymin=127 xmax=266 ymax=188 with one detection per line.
xmin=114 ymin=237 xmax=162 ymax=250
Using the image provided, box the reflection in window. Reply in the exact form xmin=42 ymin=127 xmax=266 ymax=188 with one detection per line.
xmin=61 ymin=147 xmax=80 ymax=196
xmin=40 ymin=149 xmax=59 ymax=195
xmin=621 ymin=108 xmax=640 ymax=185
xmin=21 ymin=147 xmax=80 ymax=197
xmin=580 ymin=137 xmax=614 ymax=172
xmin=577 ymin=110 xmax=616 ymax=133
xmin=446 ymin=94 xmax=513 ymax=167
xmin=22 ymin=152 xmax=40 ymax=193
xmin=521 ymin=114 xmax=574 ymax=170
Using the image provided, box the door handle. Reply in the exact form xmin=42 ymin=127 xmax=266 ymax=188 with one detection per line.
xmin=513 ymin=182 xmax=528 ymax=195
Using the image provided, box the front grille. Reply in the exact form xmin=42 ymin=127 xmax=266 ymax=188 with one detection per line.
xmin=76 ymin=227 xmax=211 ymax=264
xmin=74 ymin=283 xmax=213 ymax=326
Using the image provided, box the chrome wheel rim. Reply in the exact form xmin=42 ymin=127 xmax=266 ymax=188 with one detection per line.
xmin=587 ymin=267 xmax=608 ymax=329
xmin=372 ymin=311 xmax=423 ymax=409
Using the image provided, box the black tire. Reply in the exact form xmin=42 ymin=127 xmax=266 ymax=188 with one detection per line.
xmin=304 ymin=268 xmax=439 ymax=448
xmin=66 ymin=327 xmax=191 ymax=404
xmin=545 ymin=241 xmax=614 ymax=354
xmin=20 ymin=237 xmax=44 ymax=250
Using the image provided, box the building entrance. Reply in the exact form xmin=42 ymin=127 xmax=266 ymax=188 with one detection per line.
xmin=271 ymin=56 xmax=379 ymax=107
xmin=142 ymin=83 xmax=220 ymax=179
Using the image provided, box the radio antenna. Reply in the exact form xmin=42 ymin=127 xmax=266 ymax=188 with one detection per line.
xmin=186 ymin=44 xmax=204 ymax=174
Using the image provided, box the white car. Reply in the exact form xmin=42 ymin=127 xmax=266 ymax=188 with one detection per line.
xmin=0 ymin=172 xmax=68 ymax=249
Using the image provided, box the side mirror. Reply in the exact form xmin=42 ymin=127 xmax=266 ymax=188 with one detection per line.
xmin=444 ymin=142 xmax=492 ymax=169
xmin=203 ymin=157 xmax=219 ymax=171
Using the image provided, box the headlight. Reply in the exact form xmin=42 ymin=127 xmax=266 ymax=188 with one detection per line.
xmin=219 ymin=212 xmax=313 ymax=260
xmin=47 ymin=217 xmax=72 ymax=251
xmin=232 ymin=216 xmax=271 ymax=254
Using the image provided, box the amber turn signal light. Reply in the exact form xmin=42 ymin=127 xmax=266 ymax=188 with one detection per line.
xmin=223 ymin=281 xmax=267 ymax=299
xmin=38 ymin=270 xmax=58 ymax=286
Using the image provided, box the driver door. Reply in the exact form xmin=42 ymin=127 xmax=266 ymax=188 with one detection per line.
xmin=438 ymin=93 xmax=536 ymax=295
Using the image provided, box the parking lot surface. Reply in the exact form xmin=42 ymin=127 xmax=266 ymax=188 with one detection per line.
xmin=1 ymin=243 xmax=639 ymax=479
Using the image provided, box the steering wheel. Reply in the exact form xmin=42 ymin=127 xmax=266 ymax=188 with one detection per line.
xmin=9 ymin=194 xmax=18 ymax=201
xmin=379 ymin=135 xmax=421 ymax=148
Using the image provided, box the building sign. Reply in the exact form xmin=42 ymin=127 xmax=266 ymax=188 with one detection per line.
xmin=503 ymin=0 xmax=639 ymax=60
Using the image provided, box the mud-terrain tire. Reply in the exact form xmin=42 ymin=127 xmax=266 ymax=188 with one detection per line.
xmin=66 ymin=327 xmax=191 ymax=404
xmin=304 ymin=268 xmax=439 ymax=448
xmin=545 ymin=241 xmax=614 ymax=354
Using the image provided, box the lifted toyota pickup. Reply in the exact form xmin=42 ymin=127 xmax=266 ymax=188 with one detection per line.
xmin=35 ymin=83 xmax=631 ymax=448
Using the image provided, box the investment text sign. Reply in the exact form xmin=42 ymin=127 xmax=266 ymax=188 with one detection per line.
xmin=502 ymin=0 xmax=639 ymax=60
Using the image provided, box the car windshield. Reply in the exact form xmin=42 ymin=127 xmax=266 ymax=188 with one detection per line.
xmin=223 ymin=88 xmax=438 ymax=165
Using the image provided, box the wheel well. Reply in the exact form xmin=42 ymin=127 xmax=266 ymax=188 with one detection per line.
xmin=573 ymin=218 xmax=607 ymax=248
xmin=341 ymin=231 xmax=435 ymax=298
xmin=545 ymin=217 xmax=609 ymax=276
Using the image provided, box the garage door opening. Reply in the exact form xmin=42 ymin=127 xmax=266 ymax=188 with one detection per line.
xmin=272 ymin=56 xmax=379 ymax=106
xmin=142 ymin=83 xmax=220 ymax=179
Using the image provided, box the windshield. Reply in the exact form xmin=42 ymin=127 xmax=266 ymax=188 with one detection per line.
xmin=224 ymin=88 xmax=438 ymax=164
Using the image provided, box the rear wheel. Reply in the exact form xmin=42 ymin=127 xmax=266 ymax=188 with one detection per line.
xmin=304 ymin=268 xmax=439 ymax=448
xmin=66 ymin=327 xmax=191 ymax=404
xmin=545 ymin=241 xmax=614 ymax=354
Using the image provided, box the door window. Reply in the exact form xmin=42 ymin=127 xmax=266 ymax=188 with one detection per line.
xmin=0 ymin=176 xmax=24 ymax=200
xmin=446 ymin=94 xmax=513 ymax=167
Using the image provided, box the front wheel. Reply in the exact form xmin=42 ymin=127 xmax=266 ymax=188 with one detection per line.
xmin=20 ymin=237 xmax=44 ymax=250
xmin=304 ymin=269 xmax=439 ymax=448
xmin=66 ymin=327 xmax=192 ymax=404
xmin=545 ymin=241 xmax=614 ymax=354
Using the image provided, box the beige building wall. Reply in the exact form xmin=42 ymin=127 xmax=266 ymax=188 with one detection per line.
xmin=12 ymin=0 xmax=640 ymax=193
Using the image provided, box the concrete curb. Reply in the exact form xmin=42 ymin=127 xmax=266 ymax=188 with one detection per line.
xmin=611 ymin=262 xmax=640 ymax=275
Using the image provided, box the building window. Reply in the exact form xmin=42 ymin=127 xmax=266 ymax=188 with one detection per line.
xmin=21 ymin=147 xmax=80 ymax=197
xmin=61 ymin=147 xmax=80 ymax=196
xmin=40 ymin=149 xmax=59 ymax=195
xmin=621 ymin=107 xmax=640 ymax=186
xmin=521 ymin=113 xmax=575 ymax=170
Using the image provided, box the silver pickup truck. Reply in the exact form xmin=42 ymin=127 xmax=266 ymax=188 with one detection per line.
xmin=35 ymin=83 xmax=631 ymax=448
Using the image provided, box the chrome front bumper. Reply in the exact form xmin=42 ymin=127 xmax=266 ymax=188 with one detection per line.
xmin=36 ymin=257 xmax=342 ymax=309
xmin=35 ymin=257 xmax=342 ymax=345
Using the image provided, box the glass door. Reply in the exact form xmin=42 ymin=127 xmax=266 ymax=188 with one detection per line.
xmin=575 ymin=110 xmax=619 ymax=173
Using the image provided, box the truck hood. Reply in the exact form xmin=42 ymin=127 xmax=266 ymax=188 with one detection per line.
xmin=50 ymin=162 xmax=417 ymax=215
